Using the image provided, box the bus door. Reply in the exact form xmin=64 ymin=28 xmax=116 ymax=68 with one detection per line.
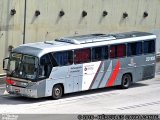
xmin=65 ymin=75 xmax=81 ymax=93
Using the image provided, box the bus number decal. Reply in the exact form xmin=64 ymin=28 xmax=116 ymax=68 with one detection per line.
xmin=146 ymin=56 xmax=155 ymax=62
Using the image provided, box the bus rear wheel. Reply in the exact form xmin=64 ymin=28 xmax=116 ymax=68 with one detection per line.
xmin=52 ymin=84 xmax=63 ymax=100
xmin=121 ymin=74 xmax=131 ymax=89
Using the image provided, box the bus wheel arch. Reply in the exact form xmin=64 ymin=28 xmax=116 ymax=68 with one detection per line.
xmin=52 ymin=83 xmax=64 ymax=100
xmin=121 ymin=73 xmax=132 ymax=89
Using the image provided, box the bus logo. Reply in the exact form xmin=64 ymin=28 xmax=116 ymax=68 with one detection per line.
xmin=84 ymin=67 xmax=87 ymax=71
xmin=128 ymin=58 xmax=136 ymax=67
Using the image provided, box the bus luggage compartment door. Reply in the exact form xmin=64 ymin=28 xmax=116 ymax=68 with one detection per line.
xmin=73 ymin=76 xmax=79 ymax=92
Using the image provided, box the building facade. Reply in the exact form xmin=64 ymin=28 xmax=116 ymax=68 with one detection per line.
xmin=0 ymin=0 xmax=160 ymax=73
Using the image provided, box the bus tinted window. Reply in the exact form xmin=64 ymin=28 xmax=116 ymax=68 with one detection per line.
xmin=40 ymin=54 xmax=51 ymax=65
xmin=143 ymin=40 xmax=155 ymax=54
xmin=40 ymin=54 xmax=52 ymax=78
xmin=127 ymin=42 xmax=142 ymax=56
xmin=53 ymin=51 xmax=73 ymax=66
xmin=74 ymin=48 xmax=91 ymax=64
xmin=92 ymin=46 xmax=108 ymax=61
xmin=117 ymin=44 xmax=126 ymax=57
xmin=110 ymin=44 xmax=126 ymax=58
xmin=110 ymin=46 xmax=116 ymax=58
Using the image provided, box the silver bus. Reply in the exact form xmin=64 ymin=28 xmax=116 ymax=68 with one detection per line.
xmin=3 ymin=31 xmax=156 ymax=99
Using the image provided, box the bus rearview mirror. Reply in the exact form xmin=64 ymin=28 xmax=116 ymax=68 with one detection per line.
xmin=3 ymin=58 xmax=9 ymax=71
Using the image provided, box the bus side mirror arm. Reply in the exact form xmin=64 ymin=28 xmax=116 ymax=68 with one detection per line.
xmin=3 ymin=57 xmax=9 ymax=71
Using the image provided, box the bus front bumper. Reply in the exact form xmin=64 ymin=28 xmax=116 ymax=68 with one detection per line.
xmin=6 ymin=85 xmax=38 ymax=98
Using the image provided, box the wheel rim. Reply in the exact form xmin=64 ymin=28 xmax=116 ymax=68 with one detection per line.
xmin=121 ymin=74 xmax=131 ymax=89
xmin=124 ymin=78 xmax=128 ymax=86
xmin=55 ymin=88 xmax=61 ymax=97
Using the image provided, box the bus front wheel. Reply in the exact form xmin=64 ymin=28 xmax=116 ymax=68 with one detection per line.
xmin=52 ymin=84 xmax=63 ymax=100
xmin=121 ymin=74 xmax=131 ymax=89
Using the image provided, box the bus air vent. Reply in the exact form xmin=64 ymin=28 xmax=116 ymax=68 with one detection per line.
xmin=56 ymin=38 xmax=80 ymax=44
xmin=44 ymin=41 xmax=55 ymax=45
xmin=93 ymin=36 xmax=116 ymax=42
xmin=55 ymin=35 xmax=116 ymax=44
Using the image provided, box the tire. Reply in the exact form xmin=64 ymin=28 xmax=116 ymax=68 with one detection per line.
xmin=121 ymin=74 xmax=132 ymax=89
xmin=52 ymin=84 xmax=63 ymax=100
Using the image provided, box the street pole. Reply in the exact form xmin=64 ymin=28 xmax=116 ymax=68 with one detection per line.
xmin=23 ymin=0 xmax=27 ymax=44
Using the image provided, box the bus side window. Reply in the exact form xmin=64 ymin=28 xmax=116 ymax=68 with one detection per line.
xmin=127 ymin=42 xmax=142 ymax=56
xmin=74 ymin=48 xmax=91 ymax=64
xmin=117 ymin=44 xmax=126 ymax=57
xmin=48 ymin=53 xmax=58 ymax=67
xmin=110 ymin=44 xmax=126 ymax=58
xmin=110 ymin=45 xmax=116 ymax=58
xmin=92 ymin=46 xmax=108 ymax=61
xmin=53 ymin=51 xmax=73 ymax=66
xmin=39 ymin=54 xmax=52 ymax=78
xmin=92 ymin=47 xmax=102 ymax=61
xmin=143 ymin=40 xmax=155 ymax=54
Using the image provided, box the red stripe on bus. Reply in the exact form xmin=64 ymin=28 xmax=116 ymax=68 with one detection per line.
xmin=106 ymin=60 xmax=120 ymax=87
xmin=89 ymin=62 xmax=103 ymax=89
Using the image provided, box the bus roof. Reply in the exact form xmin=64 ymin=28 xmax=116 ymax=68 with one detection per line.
xmin=12 ymin=31 xmax=156 ymax=57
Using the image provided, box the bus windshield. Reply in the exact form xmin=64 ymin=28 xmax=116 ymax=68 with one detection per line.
xmin=8 ymin=53 xmax=38 ymax=81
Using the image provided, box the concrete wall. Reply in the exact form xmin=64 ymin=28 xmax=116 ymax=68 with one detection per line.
xmin=0 ymin=0 xmax=160 ymax=73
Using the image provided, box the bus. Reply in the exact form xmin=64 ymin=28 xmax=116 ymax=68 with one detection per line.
xmin=3 ymin=31 xmax=156 ymax=99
